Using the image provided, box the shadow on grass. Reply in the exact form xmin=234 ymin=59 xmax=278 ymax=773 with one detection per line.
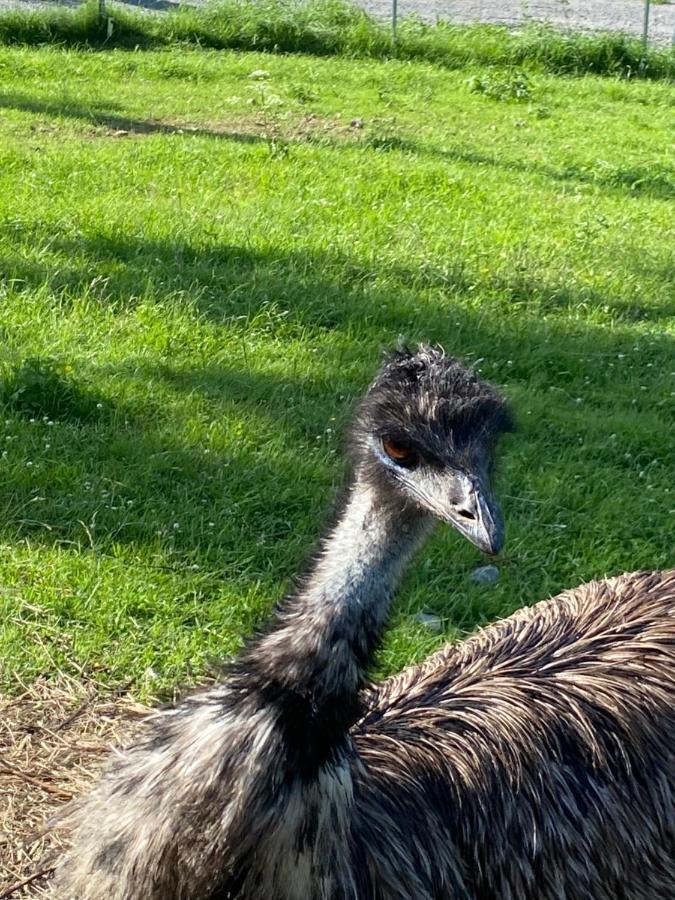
xmin=0 ymin=91 xmax=265 ymax=141
xmin=362 ymin=134 xmax=675 ymax=201
xmin=1 ymin=90 xmax=674 ymax=201
xmin=0 ymin=236 xmax=673 ymax=608
xmin=3 ymin=227 xmax=673 ymax=326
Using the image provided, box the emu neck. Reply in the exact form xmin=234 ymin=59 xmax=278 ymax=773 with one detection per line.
xmin=308 ymin=480 xmax=424 ymax=607
xmin=242 ymin=481 xmax=429 ymax=771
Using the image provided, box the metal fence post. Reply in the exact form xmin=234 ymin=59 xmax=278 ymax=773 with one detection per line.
xmin=642 ymin=0 xmax=651 ymax=50
xmin=392 ymin=0 xmax=398 ymax=49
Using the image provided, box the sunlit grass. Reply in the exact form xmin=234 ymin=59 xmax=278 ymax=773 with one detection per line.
xmin=0 ymin=44 xmax=673 ymax=697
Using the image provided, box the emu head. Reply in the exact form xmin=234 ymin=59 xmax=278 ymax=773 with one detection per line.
xmin=351 ymin=346 xmax=512 ymax=555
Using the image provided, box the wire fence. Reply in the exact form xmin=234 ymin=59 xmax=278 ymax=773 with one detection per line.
xmin=3 ymin=0 xmax=675 ymax=46
xmin=377 ymin=0 xmax=675 ymax=47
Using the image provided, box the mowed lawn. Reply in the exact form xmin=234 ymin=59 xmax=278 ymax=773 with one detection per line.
xmin=0 ymin=45 xmax=673 ymax=698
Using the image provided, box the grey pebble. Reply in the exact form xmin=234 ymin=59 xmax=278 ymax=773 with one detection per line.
xmin=413 ymin=612 xmax=443 ymax=633
xmin=471 ymin=564 xmax=500 ymax=585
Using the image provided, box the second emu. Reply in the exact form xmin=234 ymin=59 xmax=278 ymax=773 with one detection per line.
xmin=54 ymin=347 xmax=675 ymax=899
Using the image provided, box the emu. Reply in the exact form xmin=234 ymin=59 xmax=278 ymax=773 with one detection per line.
xmin=53 ymin=346 xmax=675 ymax=900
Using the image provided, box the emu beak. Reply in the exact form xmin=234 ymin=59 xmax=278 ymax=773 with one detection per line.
xmin=443 ymin=471 xmax=504 ymax=556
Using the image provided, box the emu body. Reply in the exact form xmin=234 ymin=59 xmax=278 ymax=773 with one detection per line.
xmin=52 ymin=350 xmax=675 ymax=899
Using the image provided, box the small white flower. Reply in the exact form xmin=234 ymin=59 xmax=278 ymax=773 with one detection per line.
xmin=173 ymin=522 xmax=180 ymax=530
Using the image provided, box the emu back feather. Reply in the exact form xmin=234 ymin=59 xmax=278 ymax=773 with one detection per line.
xmin=53 ymin=569 xmax=675 ymax=900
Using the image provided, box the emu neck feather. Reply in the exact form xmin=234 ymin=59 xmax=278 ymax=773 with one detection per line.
xmin=245 ymin=484 xmax=428 ymax=753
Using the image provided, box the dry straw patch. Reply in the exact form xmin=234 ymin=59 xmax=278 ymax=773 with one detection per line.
xmin=0 ymin=675 xmax=146 ymax=898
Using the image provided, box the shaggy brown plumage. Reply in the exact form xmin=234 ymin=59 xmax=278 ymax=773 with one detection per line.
xmin=50 ymin=349 xmax=675 ymax=899
xmin=354 ymin=568 xmax=675 ymax=900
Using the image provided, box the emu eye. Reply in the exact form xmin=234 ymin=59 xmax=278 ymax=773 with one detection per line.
xmin=382 ymin=438 xmax=418 ymax=469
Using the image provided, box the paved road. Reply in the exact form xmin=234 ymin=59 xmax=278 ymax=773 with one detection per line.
xmin=3 ymin=0 xmax=675 ymax=44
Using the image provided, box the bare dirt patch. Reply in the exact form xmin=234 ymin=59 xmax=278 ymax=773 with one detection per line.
xmin=90 ymin=111 xmax=361 ymax=143
xmin=14 ymin=108 xmax=376 ymax=145
xmin=0 ymin=675 xmax=146 ymax=898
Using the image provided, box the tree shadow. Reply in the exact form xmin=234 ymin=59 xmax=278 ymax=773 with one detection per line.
xmin=2 ymin=89 xmax=673 ymax=200
xmin=3 ymin=226 xmax=673 ymax=328
xmin=361 ymin=135 xmax=675 ymax=201
xmin=0 ymin=90 xmax=265 ymax=142
xmin=1 ymin=237 xmax=672 ymax=607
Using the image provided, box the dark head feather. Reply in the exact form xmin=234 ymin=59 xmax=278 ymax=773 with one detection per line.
xmin=350 ymin=345 xmax=513 ymax=471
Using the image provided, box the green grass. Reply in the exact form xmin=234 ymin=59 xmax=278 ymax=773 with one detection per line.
xmin=0 ymin=0 xmax=674 ymax=80
xmin=0 ymin=44 xmax=673 ymax=698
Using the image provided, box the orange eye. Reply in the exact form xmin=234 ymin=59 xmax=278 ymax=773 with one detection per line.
xmin=382 ymin=438 xmax=417 ymax=468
